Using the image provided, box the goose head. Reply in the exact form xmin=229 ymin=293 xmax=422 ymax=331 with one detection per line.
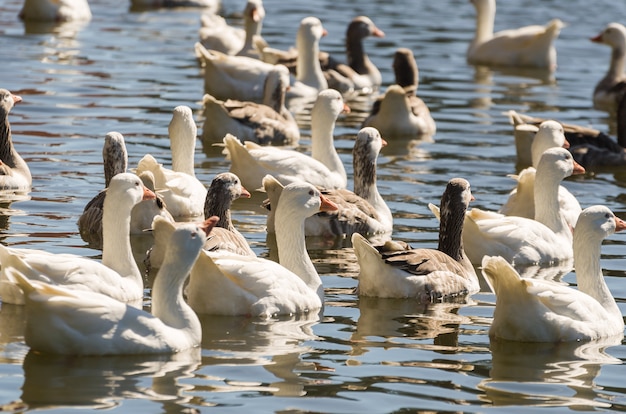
xmin=347 ymin=16 xmax=385 ymax=41
xmin=297 ymin=16 xmax=327 ymax=50
xmin=0 ymin=89 xmax=21 ymax=118
xmin=275 ymin=181 xmax=338 ymax=222
xmin=591 ymin=22 xmax=626 ymax=49
xmin=536 ymin=147 xmax=585 ymax=181
xmin=164 ymin=216 xmax=218 ymax=266
xmin=107 ymin=172 xmax=156 ymax=209
xmin=575 ymin=205 xmax=626 ymax=241
xmin=102 ymin=132 xmax=128 ymax=187
xmin=168 ymin=105 xmax=198 ymax=176
xmin=244 ymin=0 xmax=265 ymax=35
xmin=311 ymin=89 xmax=349 ymax=124
xmin=203 ymin=172 xmax=250 ymax=228
xmin=530 ymin=120 xmax=568 ymax=168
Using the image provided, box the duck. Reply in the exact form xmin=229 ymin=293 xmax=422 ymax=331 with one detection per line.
xmin=499 ymin=120 xmax=583 ymax=229
xmin=78 ymin=132 xmax=173 ymax=246
xmin=467 ymin=0 xmax=563 ymax=70
xmin=362 ymin=84 xmax=436 ymax=139
xmin=481 ymin=205 xmax=626 ymax=342
xmin=352 ymin=178 xmax=479 ymax=300
xmin=200 ymin=64 xmax=300 ymax=146
xmin=195 ymin=17 xmax=328 ymax=106
xmin=136 ymin=105 xmax=207 ymax=218
xmin=146 ymin=172 xmax=255 ymax=271
xmin=222 ymin=88 xmax=349 ymax=191
xmin=590 ymin=22 xmax=626 ymax=113
xmin=264 ymin=127 xmax=392 ymax=238
xmin=183 ymin=180 xmax=338 ymax=317
xmin=433 ymin=148 xmax=581 ymax=266
xmin=19 ymin=0 xmax=91 ymax=22
xmin=195 ymin=41 xmax=283 ymax=103
xmin=8 ymin=218 xmax=217 ymax=355
xmin=0 ymin=173 xmax=155 ymax=306
xmin=0 ymin=89 xmax=31 ymax=192
xmin=198 ymin=0 xmax=265 ymax=57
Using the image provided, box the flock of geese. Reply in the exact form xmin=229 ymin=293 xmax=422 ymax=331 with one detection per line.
xmin=2 ymin=0 xmax=626 ymax=355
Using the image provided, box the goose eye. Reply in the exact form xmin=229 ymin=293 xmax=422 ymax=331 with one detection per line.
xmin=309 ymin=189 xmax=315 ymax=196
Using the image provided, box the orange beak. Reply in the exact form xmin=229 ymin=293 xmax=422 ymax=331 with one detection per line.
xmin=200 ymin=216 xmax=219 ymax=236
xmin=572 ymin=160 xmax=585 ymax=175
xmin=240 ymin=186 xmax=251 ymax=198
xmin=143 ymin=186 xmax=156 ymax=201
xmin=319 ymin=194 xmax=338 ymax=212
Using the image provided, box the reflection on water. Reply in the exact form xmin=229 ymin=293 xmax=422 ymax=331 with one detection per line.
xmin=482 ymin=335 xmax=622 ymax=409
xmin=20 ymin=348 xmax=200 ymax=410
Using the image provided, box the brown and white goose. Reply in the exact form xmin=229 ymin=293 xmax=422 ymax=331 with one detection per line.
xmin=352 ymin=178 xmax=478 ymax=300
xmin=201 ymin=64 xmax=300 ymax=146
xmin=0 ymin=89 xmax=31 ymax=192
xmin=264 ymin=127 xmax=392 ymax=238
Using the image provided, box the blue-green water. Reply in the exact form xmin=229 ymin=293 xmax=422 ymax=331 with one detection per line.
xmin=1 ymin=0 xmax=626 ymax=412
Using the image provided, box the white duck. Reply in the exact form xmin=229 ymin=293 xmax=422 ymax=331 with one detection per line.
xmin=19 ymin=0 xmax=91 ymax=22
xmin=136 ymin=105 xmax=207 ymax=218
xmin=436 ymin=148 xmax=581 ymax=266
xmin=352 ymin=178 xmax=479 ymax=300
xmin=222 ymin=89 xmax=349 ymax=191
xmin=195 ymin=41 xmax=280 ymax=103
xmin=0 ymin=173 xmax=155 ymax=306
xmin=77 ymin=132 xmax=173 ymax=246
xmin=198 ymin=0 xmax=265 ymax=57
xmin=481 ymin=205 xmax=626 ymax=342
xmin=147 ymin=172 xmax=255 ymax=271
xmin=182 ymin=181 xmax=338 ymax=317
xmin=0 ymin=89 xmax=31 ymax=192
xmin=467 ymin=0 xmax=563 ymax=70
xmin=590 ymin=22 xmax=626 ymax=112
xmin=9 ymin=218 xmax=217 ymax=355
xmin=265 ymin=127 xmax=392 ymax=237
xmin=362 ymin=84 xmax=436 ymax=139
xmin=201 ymin=64 xmax=300 ymax=146
xmin=499 ymin=120 xmax=583 ymax=229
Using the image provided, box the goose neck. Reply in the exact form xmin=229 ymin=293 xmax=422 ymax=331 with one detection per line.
xmin=101 ymin=196 xmax=142 ymax=283
xmin=533 ymin=169 xmax=570 ymax=240
xmin=311 ymin=118 xmax=345 ymax=179
xmin=437 ymin=201 xmax=465 ymax=262
xmin=274 ymin=206 xmax=322 ymax=297
xmin=151 ymin=250 xmax=201 ymax=337
xmin=0 ymin=115 xmax=28 ymax=179
xmin=472 ymin=0 xmax=495 ymax=47
xmin=573 ymin=231 xmax=622 ymax=319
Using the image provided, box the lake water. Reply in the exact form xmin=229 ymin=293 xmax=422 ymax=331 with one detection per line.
xmin=1 ymin=0 xmax=626 ymax=412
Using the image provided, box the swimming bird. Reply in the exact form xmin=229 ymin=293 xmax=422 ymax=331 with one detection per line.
xmin=9 ymin=218 xmax=217 ymax=355
xmin=467 ymin=0 xmax=563 ymax=71
xmin=352 ymin=178 xmax=479 ymax=300
xmin=481 ymin=205 xmax=626 ymax=342
xmin=19 ymin=0 xmax=91 ymax=22
xmin=590 ymin=22 xmax=626 ymax=113
xmin=0 ymin=89 xmax=31 ymax=192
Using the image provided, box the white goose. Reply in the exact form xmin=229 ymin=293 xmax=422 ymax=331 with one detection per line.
xmin=77 ymin=132 xmax=173 ymax=246
xmin=19 ymin=0 xmax=91 ymax=22
xmin=265 ymin=127 xmax=392 ymax=237
xmin=0 ymin=89 xmax=31 ymax=192
xmin=481 ymin=205 xmax=626 ymax=342
xmin=200 ymin=64 xmax=300 ymax=146
xmin=436 ymin=148 xmax=580 ymax=266
xmin=0 ymin=173 xmax=155 ymax=306
xmin=9 ymin=218 xmax=217 ymax=355
xmin=590 ymin=22 xmax=626 ymax=112
xmin=499 ymin=120 xmax=583 ymax=229
xmin=198 ymin=0 xmax=265 ymax=57
xmin=136 ymin=105 xmax=207 ymax=218
xmin=352 ymin=178 xmax=479 ymax=300
xmin=223 ymin=89 xmax=348 ymax=191
xmin=467 ymin=0 xmax=563 ymax=70
xmin=182 ymin=181 xmax=338 ymax=317
xmin=131 ymin=0 xmax=219 ymax=10
xmin=147 ymin=172 xmax=255 ymax=271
